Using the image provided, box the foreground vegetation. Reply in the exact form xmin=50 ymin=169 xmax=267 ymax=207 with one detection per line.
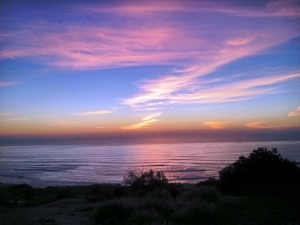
xmin=1 ymin=148 xmax=299 ymax=225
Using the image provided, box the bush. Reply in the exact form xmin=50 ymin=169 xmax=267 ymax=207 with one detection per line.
xmin=55 ymin=187 xmax=75 ymax=199
xmin=9 ymin=184 xmax=34 ymax=196
xmin=184 ymin=186 xmax=220 ymax=203
xmin=8 ymin=184 xmax=35 ymax=201
xmin=197 ymin=177 xmax=218 ymax=187
xmin=123 ymin=169 xmax=168 ymax=190
xmin=218 ymin=148 xmax=300 ymax=195
xmin=95 ymin=202 xmax=133 ymax=225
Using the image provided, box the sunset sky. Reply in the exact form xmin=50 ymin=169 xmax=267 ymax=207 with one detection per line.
xmin=0 ymin=0 xmax=300 ymax=138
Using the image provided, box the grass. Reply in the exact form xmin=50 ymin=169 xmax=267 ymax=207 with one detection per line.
xmin=91 ymin=184 xmax=296 ymax=225
xmin=0 ymin=183 xmax=298 ymax=225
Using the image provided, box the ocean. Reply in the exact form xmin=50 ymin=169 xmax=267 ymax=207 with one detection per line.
xmin=0 ymin=140 xmax=300 ymax=187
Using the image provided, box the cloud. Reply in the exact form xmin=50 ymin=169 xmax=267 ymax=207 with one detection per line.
xmin=245 ymin=120 xmax=295 ymax=129
xmin=78 ymin=1 xmax=191 ymax=15
xmin=210 ymin=0 xmax=300 ymax=18
xmin=124 ymin=66 xmax=300 ymax=109
xmin=1 ymin=1 xmax=298 ymax=71
xmin=0 ymin=81 xmax=18 ymax=87
xmin=245 ymin=121 xmax=269 ymax=129
xmin=80 ymin=0 xmax=300 ymax=18
xmin=226 ymin=37 xmax=254 ymax=46
xmin=265 ymin=0 xmax=300 ymax=17
xmin=0 ymin=112 xmax=12 ymax=116
xmin=122 ymin=112 xmax=162 ymax=129
xmin=0 ymin=25 xmax=192 ymax=70
xmin=288 ymin=106 xmax=300 ymax=117
xmin=1 ymin=0 xmax=299 ymax=113
xmin=5 ymin=117 xmax=29 ymax=121
xmin=204 ymin=121 xmax=233 ymax=129
xmin=81 ymin=110 xmax=113 ymax=115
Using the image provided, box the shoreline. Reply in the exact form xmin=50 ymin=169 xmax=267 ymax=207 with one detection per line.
xmin=1 ymin=182 xmax=299 ymax=225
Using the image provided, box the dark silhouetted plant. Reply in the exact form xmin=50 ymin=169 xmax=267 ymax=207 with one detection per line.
xmin=95 ymin=202 xmax=133 ymax=225
xmin=197 ymin=177 xmax=218 ymax=187
xmin=218 ymin=147 xmax=300 ymax=194
xmin=123 ymin=169 xmax=168 ymax=190
xmin=8 ymin=184 xmax=35 ymax=202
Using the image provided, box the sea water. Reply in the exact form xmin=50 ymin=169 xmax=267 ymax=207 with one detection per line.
xmin=0 ymin=140 xmax=299 ymax=187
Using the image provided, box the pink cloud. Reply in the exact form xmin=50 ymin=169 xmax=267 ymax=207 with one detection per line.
xmin=245 ymin=120 xmax=295 ymax=129
xmin=81 ymin=110 xmax=113 ymax=115
xmin=124 ymin=71 xmax=300 ymax=108
xmin=265 ymin=0 xmax=300 ymax=17
xmin=246 ymin=121 xmax=269 ymax=129
xmin=204 ymin=121 xmax=233 ymax=129
xmin=208 ymin=0 xmax=300 ymax=18
xmin=0 ymin=112 xmax=12 ymax=116
xmin=1 ymin=1 xmax=299 ymax=114
xmin=123 ymin=29 xmax=300 ymax=110
xmin=1 ymin=25 xmax=199 ymax=69
xmin=79 ymin=1 xmax=190 ymax=15
xmin=122 ymin=112 xmax=162 ymax=129
xmin=1 ymin=1 xmax=298 ymax=71
xmin=79 ymin=1 xmax=300 ymax=18
xmin=226 ymin=37 xmax=254 ymax=46
xmin=5 ymin=117 xmax=29 ymax=121
xmin=288 ymin=106 xmax=300 ymax=117
xmin=0 ymin=81 xmax=18 ymax=87
xmin=120 ymin=19 xmax=298 ymax=109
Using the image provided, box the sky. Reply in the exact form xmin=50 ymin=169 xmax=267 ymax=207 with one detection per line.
xmin=0 ymin=0 xmax=300 ymax=139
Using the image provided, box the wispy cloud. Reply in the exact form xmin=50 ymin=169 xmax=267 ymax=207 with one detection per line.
xmin=0 ymin=25 xmax=189 ymax=69
xmin=245 ymin=120 xmax=295 ymax=129
xmin=124 ymin=68 xmax=300 ymax=109
xmin=0 ymin=112 xmax=12 ymax=116
xmin=81 ymin=110 xmax=113 ymax=115
xmin=1 ymin=0 xmax=299 ymax=118
xmin=226 ymin=37 xmax=254 ymax=46
xmin=5 ymin=117 xmax=29 ymax=121
xmin=246 ymin=121 xmax=270 ymax=129
xmin=122 ymin=112 xmax=162 ymax=130
xmin=209 ymin=0 xmax=300 ymax=18
xmin=80 ymin=0 xmax=300 ymax=18
xmin=288 ymin=106 xmax=300 ymax=117
xmin=57 ymin=120 xmax=80 ymax=125
xmin=0 ymin=81 xmax=18 ymax=87
xmin=1 ymin=1 xmax=298 ymax=71
xmin=204 ymin=121 xmax=233 ymax=129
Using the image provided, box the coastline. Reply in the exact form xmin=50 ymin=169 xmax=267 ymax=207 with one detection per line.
xmin=1 ymin=182 xmax=298 ymax=225
xmin=1 ymin=141 xmax=299 ymax=187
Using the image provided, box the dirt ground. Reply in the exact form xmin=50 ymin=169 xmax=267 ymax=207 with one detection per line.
xmin=0 ymin=197 xmax=96 ymax=225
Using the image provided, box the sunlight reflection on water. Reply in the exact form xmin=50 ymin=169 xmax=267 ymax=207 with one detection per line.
xmin=0 ymin=141 xmax=299 ymax=187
